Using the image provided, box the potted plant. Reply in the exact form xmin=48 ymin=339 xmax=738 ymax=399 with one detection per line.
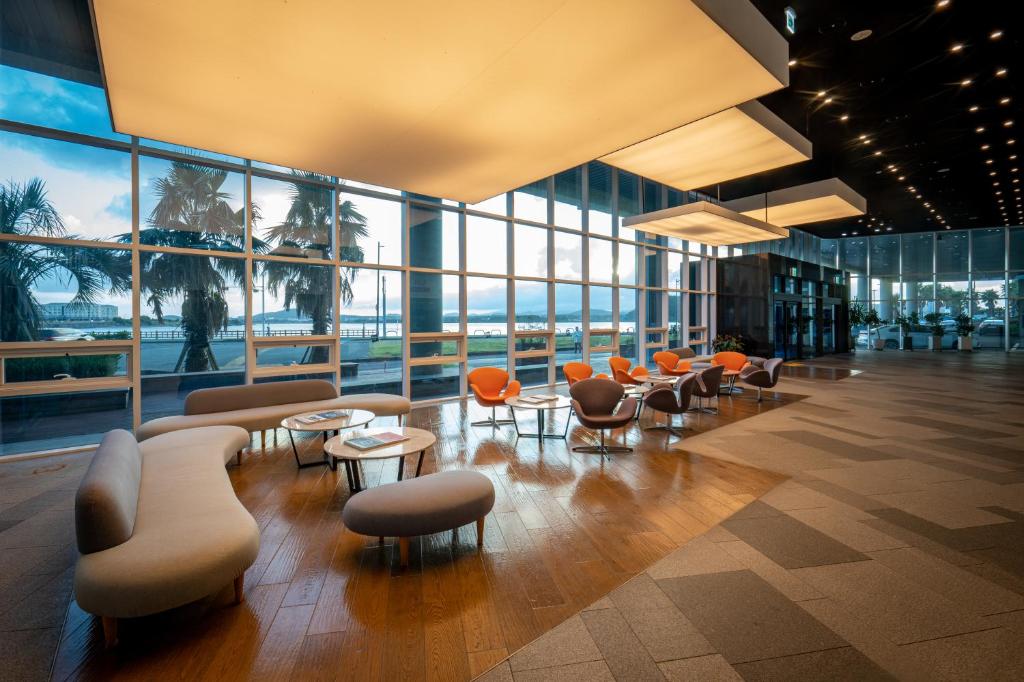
xmin=848 ymin=300 xmax=866 ymax=351
xmin=954 ymin=312 xmax=975 ymax=352
xmin=894 ymin=311 xmax=919 ymax=351
xmin=712 ymin=333 xmax=744 ymax=353
xmin=864 ymin=308 xmax=887 ymax=350
xmin=923 ymin=312 xmax=945 ymax=351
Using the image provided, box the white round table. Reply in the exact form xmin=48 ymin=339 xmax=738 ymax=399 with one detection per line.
xmin=281 ymin=409 xmax=375 ymax=469
xmin=504 ymin=395 xmax=573 ymax=442
xmin=324 ymin=426 xmax=436 ymax=492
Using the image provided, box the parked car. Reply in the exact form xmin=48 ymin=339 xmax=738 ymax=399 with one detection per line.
xmin=38 ymin=328 xmax=95 ymax=341
xmin=973 ymin=319 xmax=1004 ymax=349
xmin=857 ymin=324 xmax=957 ymax=349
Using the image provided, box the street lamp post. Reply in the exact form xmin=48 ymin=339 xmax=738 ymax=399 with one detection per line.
xmin=375 ymin=241 xmax=383 ymax=338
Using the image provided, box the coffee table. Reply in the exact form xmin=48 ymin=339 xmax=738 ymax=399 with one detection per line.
xmin=505 ymin=395 xmax=572 ymax=442
xmin=325 ymin=426 xmax=436 ymax=493
xmin=281 ymin=409 xmax=375 ymax=469
xmin=720 ymin=369 xmax=742 ymax=394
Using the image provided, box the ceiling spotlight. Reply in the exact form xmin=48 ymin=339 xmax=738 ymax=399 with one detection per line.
xmin=1013 ymin=167 xmax=1020 ymax=172
xmin=991 ymin=171 xmax=998 ymax=176
xmin=990 ymin=30 xmax=1003 ymax=39
xmin=924 ymin=202 xmax=931 ymax=207
xmin=950 ymin=43 xmax=964 ymax=52
xmin=841 ymin=233 xmax=848 ymax=236
xmin=898 ymin=175 xmax=905 ymax=181
xmin=859 ymin=134 xmax=868 ymax=140
xmin=936 ymin=0 xmax=950 ymax=8
xmin=996 ymin=191 xmax=1002 ymax=195
xmin=816 ymin=90 xmax=826 ymax=98
xmin=915 ymin=194 xmax=922 ymax=198
xmin=908 ymin=186 xmax=916 ymax=191
xmin=788 ymin=59 xmax=798 ymax=67
xmin=1000 ymin=97 xmax=1011 ymax=105
xmin=840 ymin=114 xmax=849 ymax=121
xmin=1011 ymin=154 xmax=1018 ymax=160
xmin=824 ymin=97 xmax=834 ymax=104
xmin=982 ymin=144 xmax=991 ymax=150
xmin=969 ymin=105 xmax=980 ymax=112
xmin=874 ymin=228 xmax=880 ymax=232
xmin=986 ymin=159 xmax=994 ymax=164
xmin=1009 ymin=139 xmax=1017 ymax=145
xmin=851 ymin=29 xmax=873 ymax=42
xmin=886 ymin=226 xmax=893 ymax=231
xmin=862 ymin=138 xmax=872 ymax=145
xmin=996 ymin=68 xmax=1007 ymax=77
xmin=961 ymin=79 xmax=973 ymax=87
xmin=873 ymin=150 xmax=882 ymax=156
xmin=976 ymin=126 xmax=985 ymax=133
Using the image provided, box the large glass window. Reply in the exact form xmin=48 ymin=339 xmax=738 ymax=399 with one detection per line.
xmin=973 ymin=228 xmax=1005 ymax=272
xmin=467 ymin=277 xmax=507 ymax=371
xmin=515 ymin=280 xmax=548 ymax=331
xmin=554 ymin=231 xmax=583 ymax=280
xmin=466 ymin=215 xmax=507 ymax=275
xmin=515 ymin=224 xmax=548 ymax=278
xmin=901 ymin=233 xmax=933 ymax=274
xmin=619 ymin=288 xmax=638 ymax=362
xmin=341 ymin=268 xmax=402 ymax=394
xmin=252 ymin=260 xmax=333 ymax=337
xmin=587 ymin=162 xmax=613 ymax=236
xmin=936 ymin=230 xmax=968 ymax=274
xmin=554 ymin=167 xmax=583 ymax=229
xmin=409 ymin=203 xmax=459 ymax=271
xmin=617 ymin=170 xmax=640 ymax=242
xmin=252 ymin=174 xmax=332 ymax=259
xmin=555 ymin=283 xmax=583 ymax=379
xmin=339 ymin=191 xmax=402 ymax=266
xmin=839 ymin=238 xmax=867 ymax=274
xmin=589 ymin=238 xmax=613 ymax=283
xmin=0 ymin=65 xmax=126 ymax=140
xmin=513 ymin=179 xmax=548 ymax=223
xmin=618 ymin=243 xmax=637 ymax=286
xmin=870 ymin=236 xmax=899 ymax=277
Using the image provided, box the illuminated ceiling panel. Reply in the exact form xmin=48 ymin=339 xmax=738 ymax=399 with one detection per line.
xmin=600 ymin=100 xmax=811 ymax=191
xmin=91 ymin=0 xmax=788 ymax=204
xmin=622 ymin=201 xmax=788 ymax=246
xmin=725 ymin=178 xmax=867 ymax=226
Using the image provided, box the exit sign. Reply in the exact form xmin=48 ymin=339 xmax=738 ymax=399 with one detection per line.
xmin=785 ymin=7 xmax=796 ymax=34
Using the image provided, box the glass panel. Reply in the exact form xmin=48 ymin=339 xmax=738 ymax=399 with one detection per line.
xmin=973 ymin=228 xmax=1005 ymax=272
xmin=839 ymin=237 xmax=867 ymax=274
xmin=688 ymin=255 xmax=704 ymax=291
xmin=139 ymin=252 xmax=246 ymax=421
xmin=936 ymin=230 xmax=968 ymax=274
xmin=0 ymin=243 xmax=131 ymax=342
xmin=4 ymin=353 xmax=128 ymax=383
xmin=515 ymin=335 xmax=550 ymax=352
xmin=140 ymin=139 xmax=242 ymax=165
xmin=619 ymin=288 xmax=638 ymax=362
xmin=515 ymin=224 xmax=548 ymax=278
xmin=339 ymin=191 xmax=402 ymax=266
xmin=617 ymin=170 xmax=640 ymax=241
xmin=466 ymin=215 xmax=507 ymax=275
xmin=646 ymin=289 xmax=664 ymax=328
xmin=410 ymin=363 xmax=461 ymax=401
xmin=553 ymin=167 xmax=583 ymax=229
xmin=1 ymin=131 xmax=132 ymax=242
xmin=589 ymin=238 xmax=613 ymax=283
xmin=870 ymin=236 xmax=898 ymax=277
xmin=409 ymin=203 xmax=459 ymax=270
xmin=554 ymin=283 xmax=583 ymax=377
xmin=936 ymin=279 xmax=970 ymax=317
xmin=618 ymin=243 xmax=637 ymax=286
xmin=587 ymin=161 xmax=613 ymax=236
xmin=467 ymin=193 xmax=508 ymax=216
xmin=515 ymin=280 xmax=548 ymax=331
xmin=1 ymin=389 xmax=132 ymax=456
xmin=341 ymin=267 xmax=402 ymax=394
xmin=409 ymin=273 xmax=459 ymax=334
xmin=139 ymin=155 xmax=245 ymax=252
xmin=255 ymin=345 xmax=333 ymax=367
xmin=252 ymin=260 xmax=334 ymax=336
xmin=513 ymin=179 xmax=548 ymax=223
xmin=590 ymin=286 xmax=613 ymax=326
xmin=668 ymin=291 xmax=681 ymax=346
xmin=0 ymin=65 xmax=126 ymax=140
xmin=1011 ymin=229 xmax=1024 ymax=270
xmin=514 ymin=355 xmax=549 ymax=387
xmin=251 ymin=174 xmax=332 ymax=259
xmin=554 ymin=231 xmax=582 ymax=280
xmin=467 ymin=277 xmax=507 ymax=371
xmin=901 ymin=233 xmax=933 ymax=274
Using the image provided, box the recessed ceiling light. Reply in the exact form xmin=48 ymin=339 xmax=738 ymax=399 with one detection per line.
xmin=982 ymin=144 xmax=990 ymax=150
xmin=824 ymin=97 xmax=834 ymax=104
xmin=990 ymin=30 xmax=1003 ymax=40
xmin=851 ymin=29 xmax=873 ymax=42
xmin=886 ymin=226 xmax=892 ymax=231
xmin=1010 ymin=139 xmax=1017 ymax=145
xmin=1011 ymin=154 xmax=1018 ymax=160
xmin=898 ymin=176 xmax=905 ymax=181
xmin=840 ymin=114 xmax=849 ymax=121
xmin=990 ymin=171 xmax=997 ymax=176
xmin=986 ymin=159 xmax=994 ymax=164
xmin=788 ymin=59 xmax=797 ymax=67
xmin=976 ymin=126 xmax=985 ymax=133
xmin=816 ymin=90 xmax=826 ymax=98
xmin=862 ymin=138 xmax=872 ymax=145
xmin=841 ymin=232 xmax=848 ymax=236
xmin=969 ymin=105 xmax=980 ymax=112
xmin=1000 ymin=97 xmax=1011 ymax=105
xmin=996 ymin=68 xmax=1008 ymax=77
xmin=873 ymin=150 xmax=882 ymax=156
xmin=936 ymin=0 xmax=950 ymax=8
xmin=950 ymin=43 xmax=964 ymax=52
xmin=961 ymin=79 xmax=973 ymax=86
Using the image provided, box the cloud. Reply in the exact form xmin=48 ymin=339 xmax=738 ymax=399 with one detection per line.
xmin=104 ymin=193 xmax=133 ymax=222
xmin=0 ymin=65 xmax=122 ymax=140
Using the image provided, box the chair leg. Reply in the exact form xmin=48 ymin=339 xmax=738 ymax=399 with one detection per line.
xmin=476 ymin=517 xmax=485 ymax=547
xmin=757 ymin=387 xmax=763 ymax=402
xmin=234 ymin=575 xmax=245 ymax=604
xmin=572 ymin=428 xmax=633 ymax=456
xmin=101 ymin=616 xmax=118 ymax=649
xmin=471 ymin=405 xmax=514 ymax=427
xmin=398 ymin=537 xmax=410 ymax=567
xmin=236 ymin=449 xmax=243 ymax=467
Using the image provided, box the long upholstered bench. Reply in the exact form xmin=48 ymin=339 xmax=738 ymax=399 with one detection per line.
xmin=135 ymin=379 xmax=411 ymax=463
xmin=74 ymin=426 xmax=258 ymax=647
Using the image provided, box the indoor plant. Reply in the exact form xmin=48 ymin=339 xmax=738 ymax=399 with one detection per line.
xmin=894 ymin=311 xmax=919 ymax=351
xmin=864 ymin=308 xmax=887 ymax=350
xmin=954 ymin=312 xmax=975 ymax=352
xmin=848 ymin=300 xmax=866 ymax=352
xmin=711 ymin=333 xmax=744 ymax=353
xmin=923 ymin=312 xmax=945 ymax=351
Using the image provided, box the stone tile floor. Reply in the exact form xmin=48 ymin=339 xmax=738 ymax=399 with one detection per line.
xmin=480 ymin=351 xmax=1024 ymax=681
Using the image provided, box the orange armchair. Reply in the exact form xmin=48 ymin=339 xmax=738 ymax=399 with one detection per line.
xmin=652 ymin=351 xmax=691 ymax=376
xmin=563 ymin=362 xmax=608 ymax=386
xmin=468 ymin=367 xmax=521 ymax=427
xmin=711 ymin=351 xmax=749 ymax=371
xmin=608 ymin=357 xmax=649 ymax=385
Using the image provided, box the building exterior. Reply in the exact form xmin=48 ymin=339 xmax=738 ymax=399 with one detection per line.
xmin=41 ymin=302 xmax=119 ymax=321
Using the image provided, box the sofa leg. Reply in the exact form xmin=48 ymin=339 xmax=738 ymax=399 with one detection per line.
xmin=234 ymin=575 xmax=245 ymax=604
xmin=260 ymin=430 xmax=266 ymax=450
xmin=398 ymin=537 xmax=410 ymax=567
xmin=236 ymin=449 xmax=243 ymax=467
xmin=101 ymin=616 xmax=118 ymax=649
xmin=476 ymin=517 xmax=485 ymax=547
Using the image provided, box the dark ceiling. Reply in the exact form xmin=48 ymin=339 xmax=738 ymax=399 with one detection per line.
xmin=726 ymin=0 xmax=1022 ymax=237
xmin=3 ymin=1 xmax=1020 ymax=238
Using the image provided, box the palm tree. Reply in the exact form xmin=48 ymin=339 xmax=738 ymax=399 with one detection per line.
xmin=1 ymin=178 xmax=129 ymax=342
xmin=260 ymin=172 xmax=367 ymax=363
xmin=124 ymin=161 xmax=265 ymax=372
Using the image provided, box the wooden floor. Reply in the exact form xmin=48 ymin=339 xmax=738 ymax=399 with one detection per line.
xmin=42 ymin=386 xmax=795 ymax=681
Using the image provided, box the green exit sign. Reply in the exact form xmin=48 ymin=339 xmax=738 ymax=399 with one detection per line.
xmin=785 ymin=7 xmax=796 ymax=34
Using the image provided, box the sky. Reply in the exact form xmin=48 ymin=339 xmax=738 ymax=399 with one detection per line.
xmin=2 ymin=64 xmax=640 ymax=321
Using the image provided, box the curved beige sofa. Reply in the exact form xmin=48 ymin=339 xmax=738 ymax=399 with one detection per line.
xmin=135 ymin=380 xmax=412 ymax=463
xmin=74 ymin=426 xmax=257 ymax=647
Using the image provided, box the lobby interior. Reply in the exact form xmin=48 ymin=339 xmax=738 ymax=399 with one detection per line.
xmin=1 ymin=1 xmax=1023 ymax=681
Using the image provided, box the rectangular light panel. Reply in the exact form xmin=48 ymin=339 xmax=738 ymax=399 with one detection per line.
xmin=91 ymin=0 xmax=788 ymax=204
xmin=600 ymin=100 xmax=811 ymax=191
xmin=725 ymin=178 xmax=867 ymax=226
xmin=622 ymin=201 xmax=789 ymax=246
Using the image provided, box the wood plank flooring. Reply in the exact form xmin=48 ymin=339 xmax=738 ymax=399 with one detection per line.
xmin=29 ymin=387 xmax=796 ymax=681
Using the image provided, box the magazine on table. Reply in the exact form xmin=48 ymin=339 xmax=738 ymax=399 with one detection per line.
xmin=518 ymin=395 xmax=557 ymax=404
xmin=344 ymin=432 xmax=409 ymax=451
xmin=296 ymin=409 xmax=350 ymax=425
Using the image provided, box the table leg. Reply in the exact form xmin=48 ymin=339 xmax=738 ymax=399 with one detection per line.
xmin=288 ymin=430 xmax=301 ymax=468
xmin=415 ymin=450 xmax=425 ymax=477
xmin=537 ymin=409 xmax=544 ymax=443
xmin=397 ymin=455 xmax=405 ymax=482
xmin=510 ymin=408 xmax=522 ymax=438
xmin=351 ymin=461 xmax=363 ymax=492
xmin=343 ymin=460 xmax=355 ymax=490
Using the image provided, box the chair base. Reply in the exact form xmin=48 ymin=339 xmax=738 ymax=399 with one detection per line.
xmin=471 ymin=406 xmax=514 ymax=427
xmin=572 ymin=445 xmax=634 ymax=455
xmin=643 ymin=425 xmax=686 ymax=437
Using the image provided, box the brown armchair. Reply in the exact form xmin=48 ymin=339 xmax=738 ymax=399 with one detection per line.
xmin=690 ymin=365 xmax=725 ymax=414
xmin=569 ymin=378 xmax=636 ymax=457
xmin=643 ymin=374 xmax=696 ymax=437
xmin=740 ymin=358 xmax=784 ymax=402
